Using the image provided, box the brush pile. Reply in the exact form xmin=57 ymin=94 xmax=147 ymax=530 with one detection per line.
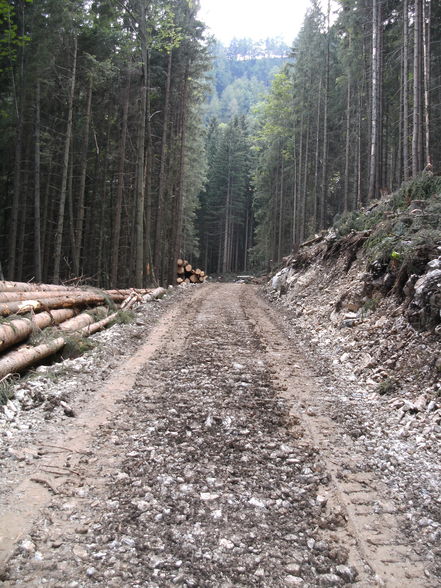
xmin=176 ymin=259 xmax=208 ymax=284
xmin=0 ymin=281 xmax=166 ymax=379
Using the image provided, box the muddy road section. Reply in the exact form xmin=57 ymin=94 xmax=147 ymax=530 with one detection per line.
xmin=0 ymin=284 xmax=437 ymax=586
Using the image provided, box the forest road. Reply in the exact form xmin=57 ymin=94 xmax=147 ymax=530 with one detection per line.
xmin=0 ymin=284 xmax=435 ymax=587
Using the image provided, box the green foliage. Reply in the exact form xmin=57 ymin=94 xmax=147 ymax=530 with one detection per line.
xmin=392 ymin=173 xmax=441 ymax=210
xmin=61 ymin=334 xmax=95 ymax=359
xmin=0 ymin=0 xmax=32 ymax=72
xmin=376 ymin=378 xmax=398 ymax=396
xmin=197 ymin=115 xmax=252 ymax=273
xmin=361 ymin=297 xmax=379 ymax=314
xmin=113 ymin=309 xmax=136 ymax=325
xmin=364 ymin=195 xmax=441 ymax=268
xmin=331 ymin=177 xmax=441 ymax=279
xmin=334 ymin=210 xmax=385 ymax=236
xmin=28 ymin=326 xmax=60 ymax=346
xmin=206 ymin=38 xmax=289 ymax=122
xmin=0 ymin=0 xmax=210 ymax=288
xmin=0 ymin=374 xmax=16 ymax=406
xmin=247 ymin=0 xmax=441 ymax=266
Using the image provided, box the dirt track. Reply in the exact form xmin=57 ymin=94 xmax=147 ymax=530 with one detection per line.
xmin=0 ymin=284 xmax=437 ymax=586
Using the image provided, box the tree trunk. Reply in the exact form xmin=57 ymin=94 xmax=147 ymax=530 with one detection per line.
xmin=53 ymin=35 xmax=78 ymax=283
xmin=134 ymin=2 xmax=148 ymax=288
xmin=301 ymin=115 xmax=310 ymax=243
xmin=0 ymin=289 xmax=99 ymax=303
xmin=344 ymin=52 xmax=352 ymax=212
xmin=58 ymin=307 xmax=108 ymax=332
xmin=34 ymin=79 xmax=42 ymax=282
xmin=8 ymin=99 xmax=23 ymax=281
xmin=368 ymin=0 xmax=382 ymax=200
xmin=320 ymin=0 xmax=331 ymax=228
xmin=313 ymin=77 xmax=322 ymax=226
xmin=155 ymin=50 xmax=173 ymax=285
xmin=7 ymin=7 xmax=26 ymax=281
xmin=357 ymin=89 xmax=363 ymax=207
xmin=402 ymin=0 xmax=410 ymax=181
xmin=0 ymin=308 xmax=77 ymax=352
xmin=222 ymin=147 xmax=233 ymax=274
xmin=170 ymin=67 xmax=189 ymax=285
xmin=297 ymin=100 xmax=305 ymax=244
xmin=412 ymin=0 xmax=424 ymax=175
xmin=0 ymin=337 xmax=66 ymax=379
xmin=73 ymin=75 xmax=93 ymax=277
xmin=423 ymin=0 xmax=431 ymax=165
xmin=110 ymin=73 xmax=131 ymax=288
xmin=0 ymin=293 xmax=122 ymax=317
xmin=0 ymin=281 xmax=73 ymax=293
xmin=278 ymin=152 xmax=284 ymax=261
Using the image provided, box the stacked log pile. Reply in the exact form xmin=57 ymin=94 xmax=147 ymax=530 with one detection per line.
xmin=176 ymin=259 xmax=207 ymax=284
xmin=0 ymin=281 xmax=166 ymax=379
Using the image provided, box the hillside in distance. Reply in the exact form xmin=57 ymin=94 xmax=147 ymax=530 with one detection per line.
xmin=205 ymin=38 xmax=290 ymax=121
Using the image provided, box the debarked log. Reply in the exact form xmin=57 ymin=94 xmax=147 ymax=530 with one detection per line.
xmin=0 ymin=289 xmax=93 ymax=304
xmin=0 ymin=309 xmax=78 ymax=353
xmin=0 ymin=293 xmax=119 ymax=317
xmin=0 ymin=337 xmax=66 ymax=379
xmin=0 ymin=281 xmax=74 ymax=293
xmin=0 ymin=287 xmax=167 ymax=377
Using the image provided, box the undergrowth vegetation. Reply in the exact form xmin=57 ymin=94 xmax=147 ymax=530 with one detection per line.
xmin=334 ymin=173 xmax=441 ymax=279
xmin=113 ymin=310 xmax=136 ymax=325
xmin=0 ymin=375 xmax=17 ymax=406
xmin=61 ymin=334 xmax=96 ymax=359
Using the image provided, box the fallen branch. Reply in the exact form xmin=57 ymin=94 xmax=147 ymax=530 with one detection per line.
xmin=30 ymin=477 xmax=59 ymax=495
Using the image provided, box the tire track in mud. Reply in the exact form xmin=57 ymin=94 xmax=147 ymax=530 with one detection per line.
xmin=1 ymin=284 xmax=434 ymax=586
xmin=0 ymin=287 xmax=207 ymax=575
xmin=245 ymin=288 xmax=435 ymax=587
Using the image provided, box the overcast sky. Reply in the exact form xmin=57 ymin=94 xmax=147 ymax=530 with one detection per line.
xmin=197 ymin=0 xmax=313 ymax=45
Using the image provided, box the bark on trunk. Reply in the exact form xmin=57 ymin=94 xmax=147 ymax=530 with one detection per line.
xmin=0 ymin=290 xmax=96 ymax=303
xmin=0 ymin=309 xmax=77 ymax=353
xmin=58 ymin=307 xmax=108 ymax=332
xmin=0 ymin=337 xmax=66 ymax=379
xmin=403 ymin=0 xmax=410 ymax=181
xmin=34 ymin=79 xmax=42 ymax=282
xmin=110 ymin=73 xmax=131 ymax=288
xmin=155 ymin=51 xmax=173 ymax=284
xmin=423 ymin=0 xmax=431 ymax=166
xmin=0 ymin=293 xmax=119 ymax=317
xmin=320 ymin=0 xmax=331 ymax=228
xmin=412 ymin=0 xmax=424 ymax=175
xmin=73 ymin=75 xmax=93 ymax=277
xmin=53 ymin=36 xmax=78 ymax=283
xmin=0 ymin=281 xmax=74 ymax=293
xmin=368 ymin=0 xmax=382 ymax=200
xmin=134 ymin=2 xmax=148 ymax=288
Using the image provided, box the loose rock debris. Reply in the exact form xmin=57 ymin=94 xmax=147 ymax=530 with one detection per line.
xmin=0 ymin=284 xmax=438 ymax=586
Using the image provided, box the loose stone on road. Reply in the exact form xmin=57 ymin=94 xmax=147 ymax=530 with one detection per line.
xmin=0 ymin=284 xmax=436 ymax=586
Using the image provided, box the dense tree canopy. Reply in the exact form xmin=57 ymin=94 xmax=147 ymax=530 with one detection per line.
xmin=0 ymin=0 xmax=209 ymax=287
xmin=2 ymin=1 xmax=440 ymax=283
xmin=251 ymin=0 xmax=439 ymax=268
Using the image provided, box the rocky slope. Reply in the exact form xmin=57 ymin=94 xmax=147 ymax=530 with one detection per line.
xmin=269 ymin=174 xmax=441 ymax=406
xmin=266 ymin=174 xmax=441 ymax=577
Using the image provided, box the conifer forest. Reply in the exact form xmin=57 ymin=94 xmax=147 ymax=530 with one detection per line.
xmin=0 ymin=0 xmax=440 ymax=286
